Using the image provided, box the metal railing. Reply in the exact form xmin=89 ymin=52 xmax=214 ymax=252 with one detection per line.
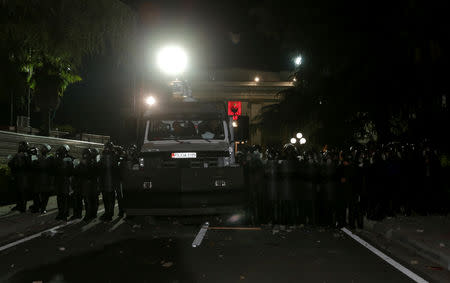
xmin=0 ymin=130 xmax=104 ymax=164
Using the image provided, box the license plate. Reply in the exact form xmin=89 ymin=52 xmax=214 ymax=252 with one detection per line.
xmin=171 ymin=152 xmax=197 ymax=159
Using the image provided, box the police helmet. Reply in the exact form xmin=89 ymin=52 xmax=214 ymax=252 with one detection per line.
xmin=90 ymin=148 xmax=100 ymax=158
xmin=29 ymin=147 xmax=38 ymax=156
xmin=18 ymin=141 xmax=29 ymax=153
xmin=56 ymin=145 xmax=70 ymax=157
xmin=104 ymin=141 xmax=114 ymax=152
xmin=82 ymin=148 xmax=91 ymax=159
xmin=40 ymin=144 xmax=52 ymax=155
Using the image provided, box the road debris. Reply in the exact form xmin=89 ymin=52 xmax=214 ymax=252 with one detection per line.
xmin=161 ymin=261 xmax=173 ymax=268
xmin=58 ymin=247 xmax=66 ymax=251
xmin=192 ymin=222 xmax=209 ymax=248
xmin=410 ymin=260 xmax=418 ymax=265
xmin=42 ymin=230 xmax=59 ymax=237
xmin=426 ymin=265 xmax=443 ymax=270
xmin=439 ymin=243 xmax=445 ymax=247
xmin=208 ymin=227 xmax=261 ymax=231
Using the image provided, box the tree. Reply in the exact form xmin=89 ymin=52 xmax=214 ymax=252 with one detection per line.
xmin=0 ymin=0 xmax=136 ymax=134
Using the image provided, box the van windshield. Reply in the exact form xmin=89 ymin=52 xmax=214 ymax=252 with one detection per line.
xmin=147 ymin=119 xmax=225 ymax=141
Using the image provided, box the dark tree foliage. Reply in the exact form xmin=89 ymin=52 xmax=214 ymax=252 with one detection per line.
xmin=249 ymin=0 xmax=450 ymax=147
xmin=0 ymin=0 xmax=136 ymax=135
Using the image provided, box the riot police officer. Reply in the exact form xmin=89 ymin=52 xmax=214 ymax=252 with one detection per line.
xmin=8 ymin=141 xmax=31 ymax=212
xmin=99 ymin=142 xmax=119 ymax=221
xmin=36 ymin=144 xmax=55 ymax=214
xmin=74 ymin=148 xmax=98 ymax=222
xmin=116 ymin=145 xmax=131 ymax=218
xmin=320 ymin=152 xmax=339 ymax=227
xmin=29 ymin=146 xmax=41 ymax=213
xmin=278 ymin=144 xmax=299 ymax=225
xmin=336 ymin=152 xmax=357 ymax=228
xmin=54 ymin=145 xmax=74 ymax=221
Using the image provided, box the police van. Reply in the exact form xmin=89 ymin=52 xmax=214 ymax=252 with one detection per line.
xmin=123 ymin=100 xmax=246 ymax=216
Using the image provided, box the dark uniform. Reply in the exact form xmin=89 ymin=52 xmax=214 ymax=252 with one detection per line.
xmin=297 ymin=155 xmax=317 ymax=225
xmin=99 ymin=142 xmax=118 ymax=221
xmin=336 ymin=154 xmax=359 ymax=228
xmin=8 ymin=141 xmax=31 ymax=212
xmin=116 ymin=146 xmax=131 ymax=218
xmin=29 ymin=147 xmax=41 ymax=213
xmin=73 ymin=148 xmax=98 ymax=222
xmin=320 ymin=154 xmax=339 ymax=226
xmin=35 ymin=144 xmax=55 ymax=213
xmin=278 ymin=144 xmax=299 ymax=225
xmin=54 ymin=145 xmax=74 ymax=220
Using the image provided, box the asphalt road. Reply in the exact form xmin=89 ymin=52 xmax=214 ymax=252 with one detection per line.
xmin=0 ymin=205 xmax=423 ymax=283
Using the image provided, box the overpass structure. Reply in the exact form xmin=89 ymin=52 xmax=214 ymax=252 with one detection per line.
xmin=189 ymin=69 xmax=294 ymax=144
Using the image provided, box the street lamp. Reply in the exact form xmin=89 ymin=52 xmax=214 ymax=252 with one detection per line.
xmin=254 ymin=76 xmax=260 ymax=82
xmin=296 ymin=132 xmax=303 ymax=139
xmin=290 ymin=137 xmax=297 ymax=144
xmin=156 ymin=46 xmax=188 ymax=75
xmin=145 ymin=96 xmax=156 ymax=106
xmin=300 ymin=137 xmax=306 ymax=144
xmin=294 ymin=55 xmax=302 ymax=66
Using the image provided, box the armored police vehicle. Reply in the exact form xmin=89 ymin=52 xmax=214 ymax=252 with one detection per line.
xmin=123 ymin=100 xmax=246 ymax=216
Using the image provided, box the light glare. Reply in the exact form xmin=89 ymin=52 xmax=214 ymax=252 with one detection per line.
xmin=296 ymin=132 xmax=303 ymax=139
xmin=294 ymin=56 xmax=302 ymax=66
xmin=157 ymin=46 xmax=188 ymax=75
xmin=254 ymin=76 xmax=260 ymax=82
xmin=300 ymin=137 xmax=306 ymax=144
xmin=290 ymin=138 xmax=297 ymax=144
xmin=145 ymin=96 xmax=156 ymax=106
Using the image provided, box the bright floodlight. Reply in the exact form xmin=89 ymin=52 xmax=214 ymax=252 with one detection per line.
xmin=232 ymin=121 xmax=238 ymax=128
xmin=156 ymin=46 xmax=188 ymax=75
xmin=145 ymin=96 xmax=156 ymax=106
xmin=294 ymin=56 xmax=302 ymax=66
xmin=290 ymin=138 xmax=297 ymax=144
xmin=254 ymin=76 xmax=260 ymax=82
xmin=296 ymin=132 xmax=303 ymax=139
xmin=300 ymin=137 xmax=306 ymax=144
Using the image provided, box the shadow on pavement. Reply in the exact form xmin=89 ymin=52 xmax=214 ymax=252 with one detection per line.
xmin=7 ymin=238 xmax=194 ymax=283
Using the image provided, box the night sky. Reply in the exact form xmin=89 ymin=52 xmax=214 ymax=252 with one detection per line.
xmin=53 ymin=0 xmax=449 ymax=143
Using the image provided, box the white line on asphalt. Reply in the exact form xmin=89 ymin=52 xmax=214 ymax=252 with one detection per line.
xmin=192 ymin=222 xmax=209 ymax=248
xmin=0 ymin=204 xmax=115 ymax=253
xmin=81 ymin=218 xmax=102 ymax=232
xmin=38 ymin=209 xmax=58 ymax=217
xmin=109 ymin=218 xmax=125 ymax=232
xmin=0 ymin=219 xmax=81 ymax=252
xmin=341 ymin=227 xmax=428 ymax=283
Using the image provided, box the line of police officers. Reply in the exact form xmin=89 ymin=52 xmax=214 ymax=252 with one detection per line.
xmin=8 ymin=141 xmax=137 ymax=222
xmin=241 ymin=142 xmax=447 ymax=229
xmin=243 ymin=144 xmax=364 ymax=229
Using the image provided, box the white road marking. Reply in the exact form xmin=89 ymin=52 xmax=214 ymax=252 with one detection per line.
xmin=109 ymin=218 xmax=125 ymax=232
xmin=0 ymin=219 xmax=81 ymax=252
xmin=0 ymin=204 xmax=117 ymax=252
xmin=38 ymin=209 xmax=58 ymax=217
xmin=81 ymin=218 xmax=102 ymax=232
xmin=341 ymin=227 xmax=428 ymax=283
xmin=192 ymin=222 xmax=209 ymax=248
